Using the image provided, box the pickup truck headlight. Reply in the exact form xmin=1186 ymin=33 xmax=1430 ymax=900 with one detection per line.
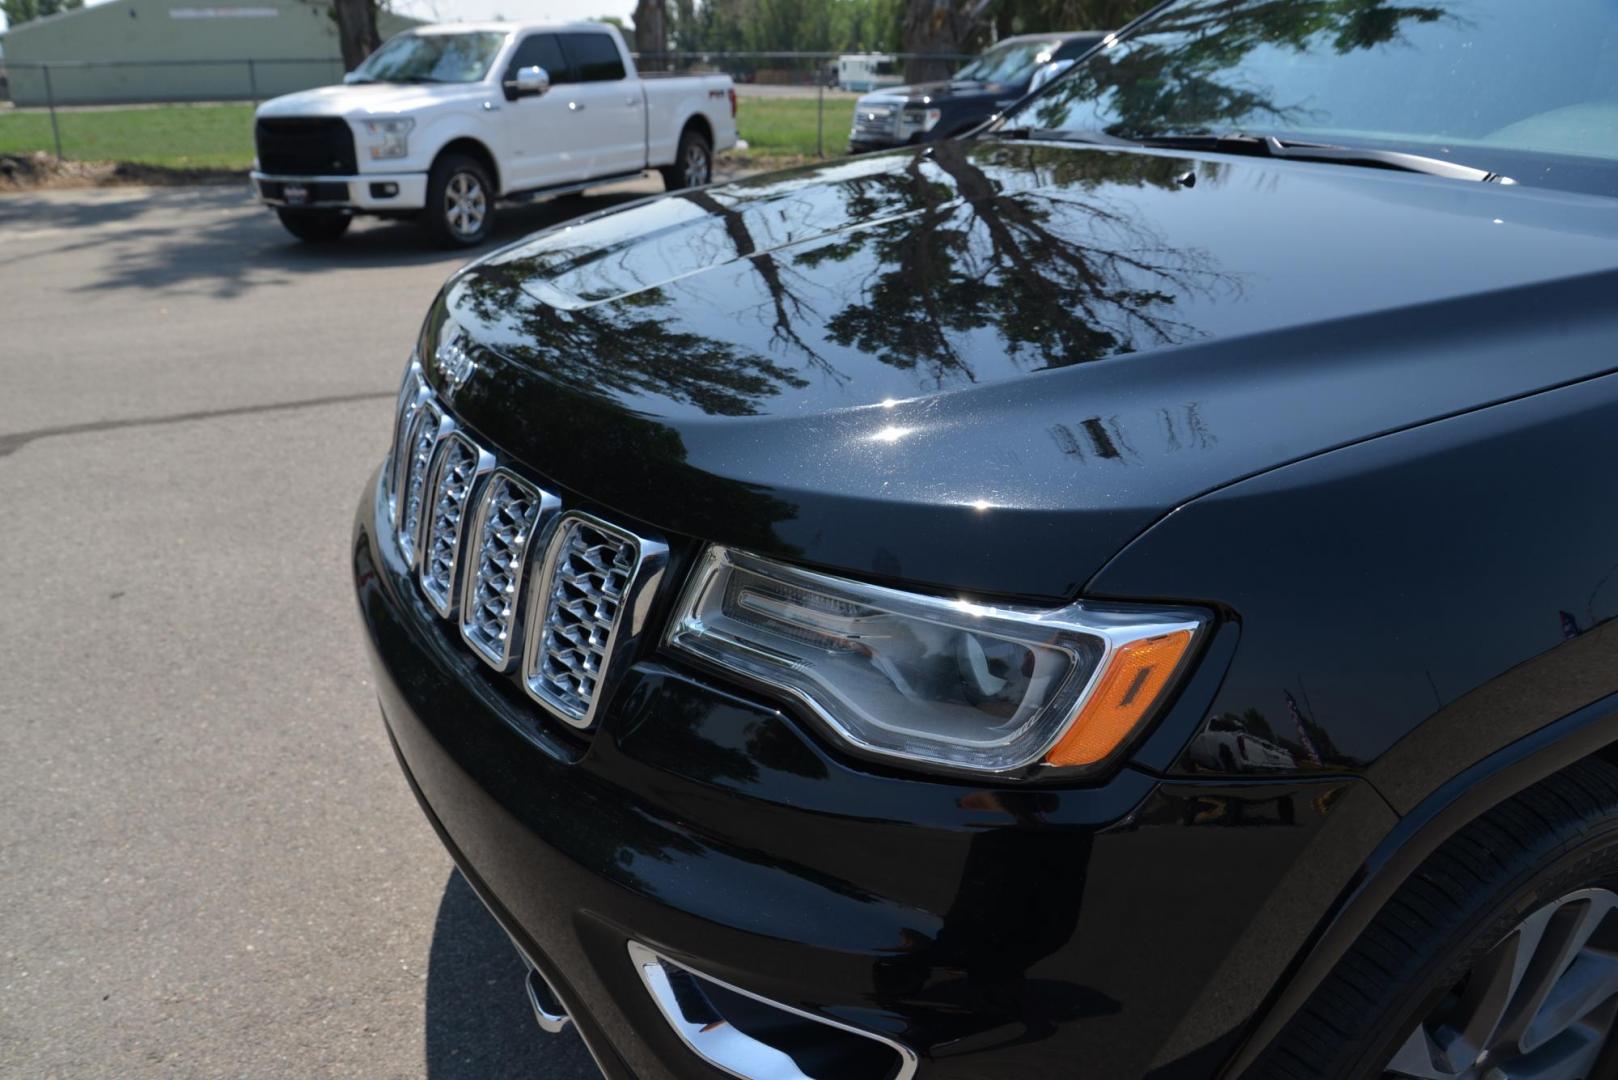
xmin=902 ymin=107 xmax=943 ymax=133
xmin=666 ymin=547 xmax=1203 ymax=776
xmin=362 ymin=118 xmax=414 ymax=161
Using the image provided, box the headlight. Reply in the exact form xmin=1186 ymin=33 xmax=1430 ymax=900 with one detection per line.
xmin=903 ymin=107 xmax=943 ymax=133
xmin=363 ymin=117 xmax=414 ymax=160
xmin=666 ymin=547 xmax=1203 ymax=777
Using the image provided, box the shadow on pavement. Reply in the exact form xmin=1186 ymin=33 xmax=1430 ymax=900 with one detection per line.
xmin=0 ymin=181 xmax=655 ymax=298
xmin=426 ymin=869 xmax=603 ymax=1080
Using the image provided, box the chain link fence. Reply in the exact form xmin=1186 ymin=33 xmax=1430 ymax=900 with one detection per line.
xmin=0 ymin=51 xmax=972 ymax=163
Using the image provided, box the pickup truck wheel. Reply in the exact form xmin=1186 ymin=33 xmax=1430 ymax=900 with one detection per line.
xmin=1248 ymin=758 xmax=1618 ymax=1080
xmin=425 ymin=154 xmax=495 ymax=247
xmin=661 ymin=128 xmax=712 ymax=191
xmin=275 ymin=208 xmax=351 ymax=243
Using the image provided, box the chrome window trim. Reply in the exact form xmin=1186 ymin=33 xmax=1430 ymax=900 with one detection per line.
xmin=627 ymin=941 xmax=919 ymax=1080
xmin=397 ymin=400 xmax=451 ymax=567
xmin=418 ymin=432 xmax=497 ymax=619
xmin=458 ymin=469 xmax=561 ymax=673
xmin=521 ymin=512 xmax=668 ymax=731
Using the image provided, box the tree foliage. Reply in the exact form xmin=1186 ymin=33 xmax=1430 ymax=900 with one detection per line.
xmin=1 ymin=0 xmax=83 ymax=29
xmin=657 ymin=0 xmax=1156 ymax=81
xmin=667 ymin=0 xmax=911 ymax=55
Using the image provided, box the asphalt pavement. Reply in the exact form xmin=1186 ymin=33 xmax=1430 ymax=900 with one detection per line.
xmin=0 ymin=173 xmax=724 ymax=1078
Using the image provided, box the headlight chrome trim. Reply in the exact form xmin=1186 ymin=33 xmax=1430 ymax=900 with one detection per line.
xmin=665 ymin=546 xmax=1206 ymax=778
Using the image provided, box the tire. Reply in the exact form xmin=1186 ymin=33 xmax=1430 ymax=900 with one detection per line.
xmin=660 ymin=126 xmax=713 ymax=192
xmin=424 ymin=152 xmax=495 ymax=248
xmin=275 ymin=208 xmax=351 ymax=243
xmin=1250 ymin=758 xmax=1618 ymax=1080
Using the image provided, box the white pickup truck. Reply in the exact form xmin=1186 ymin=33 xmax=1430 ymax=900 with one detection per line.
xmin=251 ymin=21 xmax=737 ymax=246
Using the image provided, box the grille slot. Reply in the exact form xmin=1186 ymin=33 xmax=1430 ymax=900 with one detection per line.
xmin=460 ymin=472 xmax=559 ymax=671
xmin=387 ymin=363 xmax=428 ymax=527
xmin=524 ymin=514 xmax=667 ymax=729
xmin=419 ymin=434 xmax=492 ymax=618
xmin=254 ymin=117 xmax=358 ymax=176
xmin=398 ymin=400 xmax=446 ymax=564
xmin=384 ymin=381 xmax=667 ymax=721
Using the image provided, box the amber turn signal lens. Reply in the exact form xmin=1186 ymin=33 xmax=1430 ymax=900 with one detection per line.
xmin=1044 ymin=629 xmax=1196 ymax=768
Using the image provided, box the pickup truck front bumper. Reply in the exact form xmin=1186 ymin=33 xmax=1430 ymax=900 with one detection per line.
xmin=252 ymin=170 xmax=428 ymax=212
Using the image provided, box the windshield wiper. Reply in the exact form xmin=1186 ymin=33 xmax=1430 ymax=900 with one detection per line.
xmin=1134 ymin=132 xmax=1514 ymax=183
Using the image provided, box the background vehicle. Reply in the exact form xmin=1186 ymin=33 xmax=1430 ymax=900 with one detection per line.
xmin=251 ymin=21 xmax=737 ymax=246
xmin=836 ymin=53 xmax=905 ymax=92
xmin=848 ymin=31 xmax=1104 ymax=152
xmin=356 ymin=1 xmax=1618 ymax=1077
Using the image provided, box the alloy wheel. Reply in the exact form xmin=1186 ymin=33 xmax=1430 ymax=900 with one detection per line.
xmin=1385 ymin=886 xmax=1618 ymax=1078
xmin=445 ymin=172 xmax=487 ymax=239
xmin=683 ymin=142 xmax=711 ymax=187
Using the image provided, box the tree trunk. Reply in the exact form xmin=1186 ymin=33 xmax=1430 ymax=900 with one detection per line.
xmin=633 ymin=0 xmax=669 ymax=71
xmin=332 ymin=0 xmax=380 ymax=73
xmin=901 ymin=0 xmax=992 ymax=83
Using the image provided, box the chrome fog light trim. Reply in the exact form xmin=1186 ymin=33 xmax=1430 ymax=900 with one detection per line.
xmin=627 ymin=942 xmax=918 ymax=1080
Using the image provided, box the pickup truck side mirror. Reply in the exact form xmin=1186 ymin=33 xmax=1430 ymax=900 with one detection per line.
xmin=504 ymin=65 xmax=550 ymax=101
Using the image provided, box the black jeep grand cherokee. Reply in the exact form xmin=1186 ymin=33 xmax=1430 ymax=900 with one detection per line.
xmin=353 ymin=1 xmax=1618 ymax=1076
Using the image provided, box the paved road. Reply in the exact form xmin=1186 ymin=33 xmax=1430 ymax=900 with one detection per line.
xmin=0 ymin=174 xmax=731 ymax=1078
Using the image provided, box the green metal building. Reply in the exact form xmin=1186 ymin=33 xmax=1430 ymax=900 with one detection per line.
xmin=1 ymin=0 xmax=420 ymax=106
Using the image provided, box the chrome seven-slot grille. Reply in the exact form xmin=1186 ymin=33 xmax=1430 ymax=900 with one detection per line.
xmin=852 ymin=102 xmax=900 ymax=140
xmin=385 ymin=363 xmax=667 ymax=731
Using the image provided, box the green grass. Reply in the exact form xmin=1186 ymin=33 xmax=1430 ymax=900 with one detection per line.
xmin=0 ymin=102 xmax=257 ymax=169
xmin=0 ymin=93 xmax=843 ymax=173
xmin=735 ymin=96 xmax=849 ymax=158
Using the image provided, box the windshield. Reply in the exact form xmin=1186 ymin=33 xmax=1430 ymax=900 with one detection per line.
xmin=352 ymin=32 xmax=507 ymax=84
xmin=955 ymin=39 xmax=1059 ymax=86
xmin=1009 ymin=0 xmax=1618 ymax=196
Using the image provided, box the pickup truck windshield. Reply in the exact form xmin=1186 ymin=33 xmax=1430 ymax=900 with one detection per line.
xmin=352 ymin=32 xmax=507 ymax=84
xmin=1011 ymin=0 xmax=1618 ymax=197
xmin=954 ymin=40 xmax=1059 ymax=86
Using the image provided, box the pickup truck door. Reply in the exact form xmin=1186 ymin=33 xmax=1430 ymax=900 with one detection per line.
xmin=555 ymin=31 xmax=646 ymax=177
xmin=495 ymin=33 xmax=591 ymax=190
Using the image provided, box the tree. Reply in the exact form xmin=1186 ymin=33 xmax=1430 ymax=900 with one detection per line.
xmin=993 ymin=0 xmax=1154 ymax=38
xmin=632 ymin=0 xmax=668 ymax=66
xmin=331 ymin=0 xmax=380 ymax=72
xmin=1 ymin=0 xmax=82 ymax=28
xmin=900 ymin=0 xmax=993 ymax=83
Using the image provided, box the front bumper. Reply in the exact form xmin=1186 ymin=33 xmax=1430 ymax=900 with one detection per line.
xmin=352 ymin=467 xmax=1390 ymax=1079
xmin=252 ymin=170 xmax=428 ymax=212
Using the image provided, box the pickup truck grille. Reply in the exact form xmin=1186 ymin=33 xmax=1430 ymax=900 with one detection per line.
xmin=255 ymin=117 xmax=357 ymax=176
xmin=852 ymin=103 xmax=900 ymax=142
xmin=388 ymin=385 xmax=667 ymax=730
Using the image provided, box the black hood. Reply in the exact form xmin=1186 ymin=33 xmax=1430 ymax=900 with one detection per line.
xmin=424 ymin=139 xmax=1618 ymax=600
